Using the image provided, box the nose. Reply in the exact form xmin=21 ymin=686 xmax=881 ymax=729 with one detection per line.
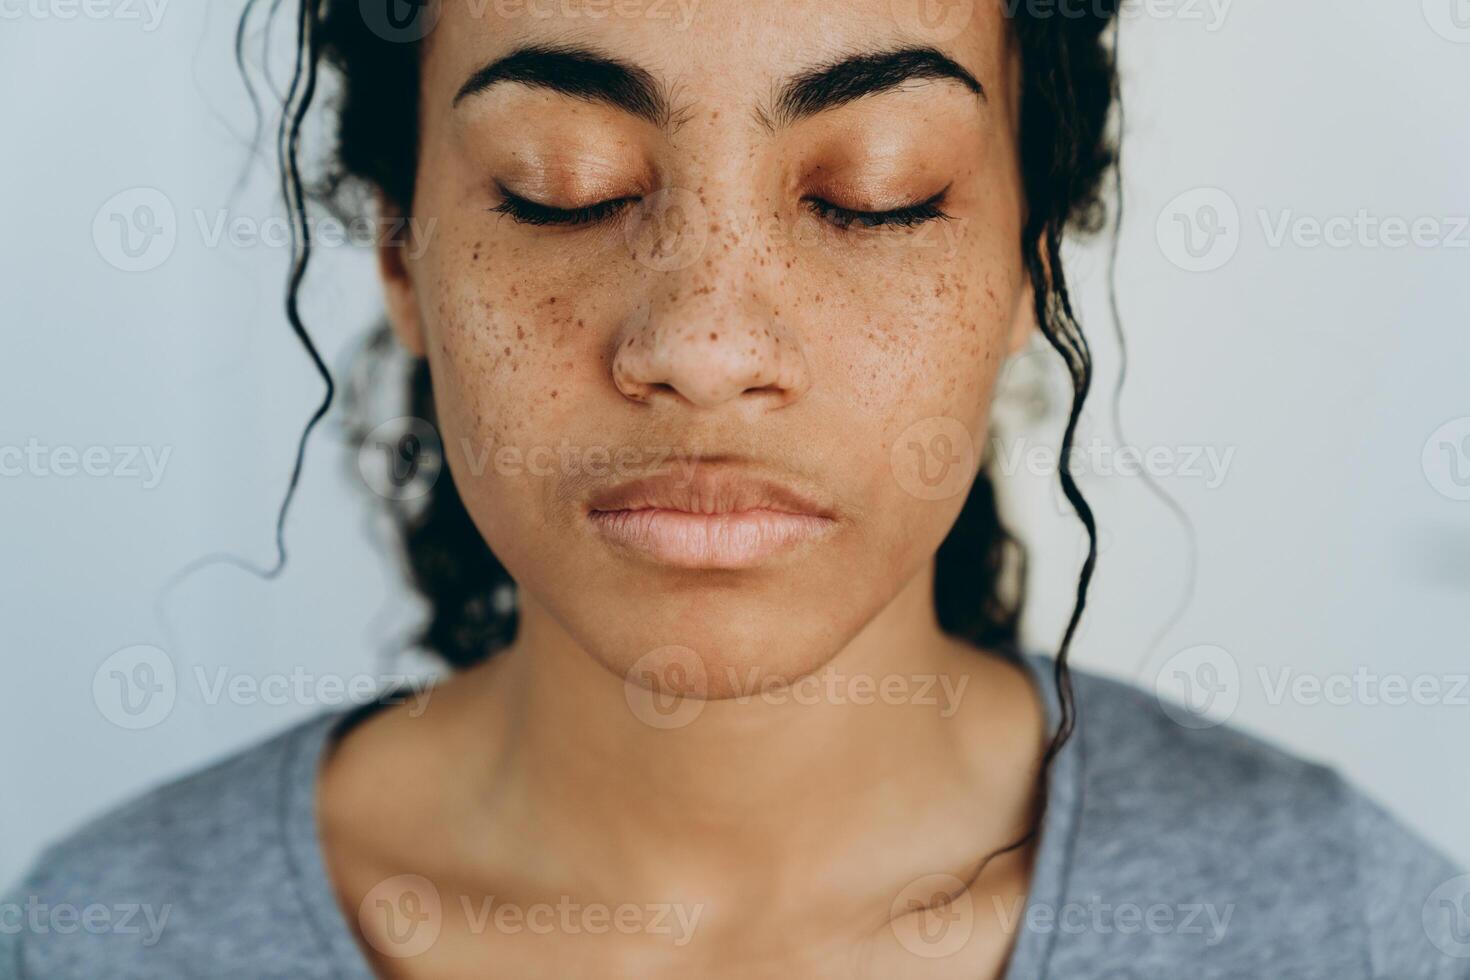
xmin=611 ymin=286 xmax=810 ymax=410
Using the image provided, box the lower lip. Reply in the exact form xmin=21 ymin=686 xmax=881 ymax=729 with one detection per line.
xmin=587 ymin=508 xmax=835 ymax=569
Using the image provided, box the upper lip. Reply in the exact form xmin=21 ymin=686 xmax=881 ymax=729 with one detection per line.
xmin=586 ymin=463 xmax=836 ymax=519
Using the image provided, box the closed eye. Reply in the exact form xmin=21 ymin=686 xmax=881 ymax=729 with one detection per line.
xmin=803 ymin=188 xmax=952 ymax=230
xmin=489 ymin=187 xmax=639 ymax=227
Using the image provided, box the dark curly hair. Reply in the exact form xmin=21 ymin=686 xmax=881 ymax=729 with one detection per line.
xmin=237 ymin=0 xmax=1120 ymax=870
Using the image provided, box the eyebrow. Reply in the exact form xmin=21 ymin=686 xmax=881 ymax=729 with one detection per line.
xmin=768 ymin=47 xmax=985 ymax=128
xmin=452 ymin=44 xmax=984 ymax=130
xmin=453 ymin=45 xmax=671 ymax=126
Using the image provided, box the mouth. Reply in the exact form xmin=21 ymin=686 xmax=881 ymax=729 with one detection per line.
xmin=585 ymin=465 xmax=839 ymax=570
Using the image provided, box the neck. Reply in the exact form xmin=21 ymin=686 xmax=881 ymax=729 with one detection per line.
xmin=442 ymin=563 xmax=1048 ymax=916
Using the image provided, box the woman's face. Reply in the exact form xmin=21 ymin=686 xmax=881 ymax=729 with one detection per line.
xmin=382 ymin=0 xmax=1031 ymax=693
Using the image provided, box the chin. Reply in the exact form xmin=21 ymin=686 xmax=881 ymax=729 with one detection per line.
xmin=574 ymin=582 xmax=868 ymax=703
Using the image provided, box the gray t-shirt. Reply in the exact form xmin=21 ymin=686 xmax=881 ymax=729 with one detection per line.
xmin=4 ymin=653 xmax=1467 ymax=978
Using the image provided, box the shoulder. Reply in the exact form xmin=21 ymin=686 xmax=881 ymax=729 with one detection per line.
xmin=0 ymin=713 xmax=345 ymax=979
xmin=1040 ymin=657 xmax=1470 ymax=977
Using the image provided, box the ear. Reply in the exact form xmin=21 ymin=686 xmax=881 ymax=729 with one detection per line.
xmin=377 ymin=195 xmax=427 ymax=358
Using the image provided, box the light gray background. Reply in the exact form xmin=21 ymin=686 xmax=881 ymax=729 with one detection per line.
xmin=2 ymin=0 xmax=1467 ymax=889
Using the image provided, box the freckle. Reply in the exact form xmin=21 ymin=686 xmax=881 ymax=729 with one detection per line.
xmin=550 ymin=390 xmax=558 ymax=399
xmin=503 ymin=346 xmax=511 ymax=355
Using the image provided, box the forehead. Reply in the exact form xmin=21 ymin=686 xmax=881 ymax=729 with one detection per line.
xmin=418 ymin=0 xmax=1012 ymax=107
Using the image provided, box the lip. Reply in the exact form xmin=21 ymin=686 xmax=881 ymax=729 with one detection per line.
xmin=585 ymin=466 xmax=838 ymax=569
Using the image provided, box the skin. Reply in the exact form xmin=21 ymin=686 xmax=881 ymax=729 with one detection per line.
xmin=321 ymin=1 xmax=1050 ymax=976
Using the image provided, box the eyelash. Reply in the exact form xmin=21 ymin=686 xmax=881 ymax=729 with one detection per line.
xmin=489 ymin=188 xmax=953 ymax=230
xmin=802 ymin=190 xmax=952 ymax=230
xmin=489 ymin=191 xmax=637 ymax=227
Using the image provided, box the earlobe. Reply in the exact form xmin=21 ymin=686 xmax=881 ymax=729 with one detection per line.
xmin=377 ymin=199 xmax=427 ymax=357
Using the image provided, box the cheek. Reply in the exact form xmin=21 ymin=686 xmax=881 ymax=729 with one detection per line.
xmin=415 ymin=221 xmax=621 ymax=454
xmin=805 ymin=225 xmax=1023 ymax=438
